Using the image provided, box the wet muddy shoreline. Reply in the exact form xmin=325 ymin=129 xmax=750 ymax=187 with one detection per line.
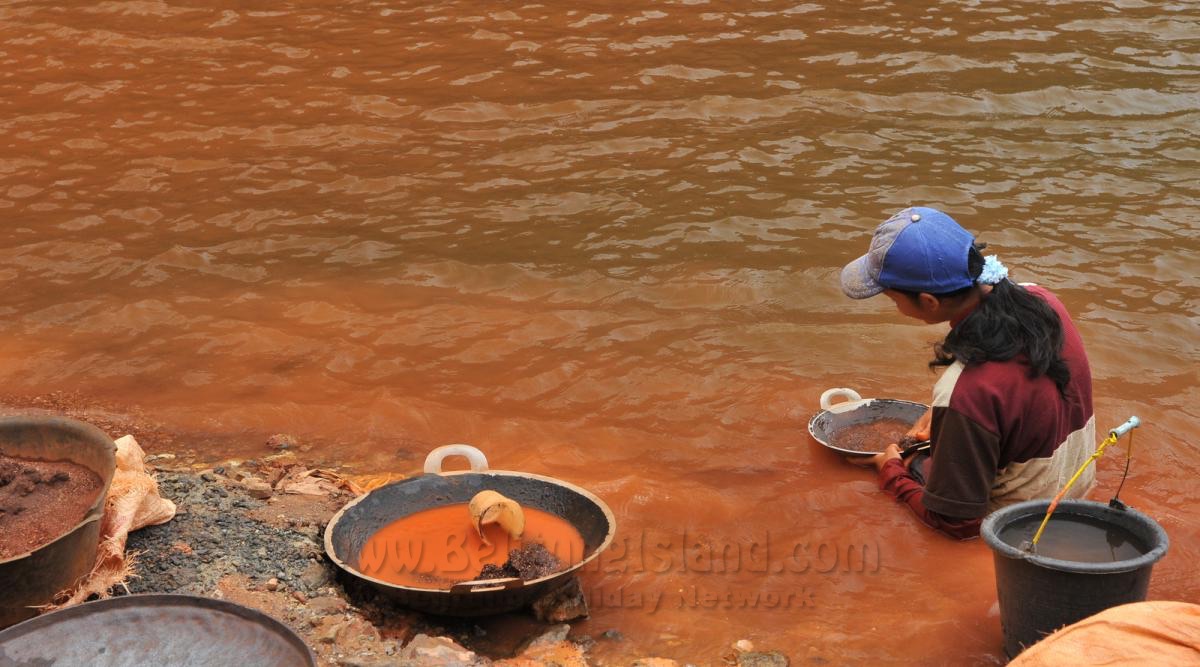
xmin=120 ymin=459 xmax=785 ymax=666
xmin=5 ymin=388 xmax=1192 ymax=665
xmin=0 ymin=394 xmax=787 ymax=666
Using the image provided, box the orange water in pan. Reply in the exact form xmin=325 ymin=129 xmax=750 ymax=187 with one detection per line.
xmin=356 ymin=503 xmax=585 ymax=589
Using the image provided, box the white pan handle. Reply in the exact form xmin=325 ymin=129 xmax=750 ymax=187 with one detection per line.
xmin=423 ymin=444 xmax=489 ymax=474
xmin=820 ymin=387 xmax=863 ymax=411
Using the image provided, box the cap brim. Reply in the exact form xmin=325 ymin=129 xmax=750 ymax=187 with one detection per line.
xmin=840 ymin=254 xmax=885 ymax=299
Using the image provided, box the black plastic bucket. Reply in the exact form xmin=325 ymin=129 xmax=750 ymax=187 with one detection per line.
xmin=981 ymin=499 xmax=1169 ymax=658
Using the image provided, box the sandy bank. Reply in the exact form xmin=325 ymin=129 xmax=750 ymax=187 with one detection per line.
xmin=1 ymin=394 xmax=788 ymax=666
xmin=120 ymin=461 xmax=784 ymax=666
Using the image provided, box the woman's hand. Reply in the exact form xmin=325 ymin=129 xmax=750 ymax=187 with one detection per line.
xmin=907 ymin=407 xmax=932 ymax=441
xmin=846 ymin=443 xmax=902 ymax=471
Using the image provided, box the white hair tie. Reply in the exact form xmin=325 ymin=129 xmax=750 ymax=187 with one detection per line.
xmin=976 ymin=255 xmax=1009 ymax=285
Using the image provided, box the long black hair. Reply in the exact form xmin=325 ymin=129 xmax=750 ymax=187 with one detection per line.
xmin=901 ymin=244 xmax=1071 ymax=393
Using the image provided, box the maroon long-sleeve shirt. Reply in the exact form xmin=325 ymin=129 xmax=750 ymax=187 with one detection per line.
xmin=876 ymin=285 xmax=1095 ymax=540
xmin=879 ymin=458 xmax=982 ymax=539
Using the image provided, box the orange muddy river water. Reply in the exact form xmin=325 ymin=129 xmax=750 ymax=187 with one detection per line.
xmin=1 ymin=0 xmax=1198 ymax=663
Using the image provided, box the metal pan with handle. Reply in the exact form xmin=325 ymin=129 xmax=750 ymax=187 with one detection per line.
xmin=324 ymin=444 xmax=616 ymax=617
xmin=808 ymin=387 xmax=930 ymax=457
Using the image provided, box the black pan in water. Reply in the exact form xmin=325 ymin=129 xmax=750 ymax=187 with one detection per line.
xmin=808 ymin=389 xmax=928 ymax=457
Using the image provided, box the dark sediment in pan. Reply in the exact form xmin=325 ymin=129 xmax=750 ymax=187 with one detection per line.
xmin=0 ymin=453 xmax=103 ymax=559
xmin=476 ymin=543 xmax=563 ymax=581
xmin=831 ymin=418 xmax=914 ymax=453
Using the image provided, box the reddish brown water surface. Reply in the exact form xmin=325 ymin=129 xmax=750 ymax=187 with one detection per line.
xmin=2 ymin=0 xmax=1198 ymax=662
xmin=357 ymin=503 xmax=584 ymax=589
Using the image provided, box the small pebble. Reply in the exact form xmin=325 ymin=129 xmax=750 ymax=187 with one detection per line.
xmin=265 ymin=577 xmax=280 ymax=591
xmin=601 ymin=629 xmax=624 ymax=641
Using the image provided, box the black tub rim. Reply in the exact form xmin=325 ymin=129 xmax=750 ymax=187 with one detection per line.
xmin=0 ymin=592 xmax=316 ymax=666
xmin=323 ymin=467 xmax=617 ymax=596
xmin=981 ymin=498 xmax=1170 ymax=575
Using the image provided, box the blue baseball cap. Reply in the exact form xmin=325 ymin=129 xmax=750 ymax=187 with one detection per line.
xmin=840 ymin=207 xmax=976 ymax=299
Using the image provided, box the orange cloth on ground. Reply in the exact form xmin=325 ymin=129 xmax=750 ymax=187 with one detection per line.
xmin=1009 ymin=601 xmax=1200 ymax=666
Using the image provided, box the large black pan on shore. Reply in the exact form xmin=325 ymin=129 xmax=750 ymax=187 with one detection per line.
xmin=808 ymin=387 xmax=929 ymax=457
xmin=324 ymin=445 xmax=616 ymax=617
xmin=0 ymin=594 xmax=315 ymax=666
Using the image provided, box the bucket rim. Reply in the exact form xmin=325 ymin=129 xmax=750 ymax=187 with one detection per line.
xmin=981 ymin=498 xmax=1170 ymax=574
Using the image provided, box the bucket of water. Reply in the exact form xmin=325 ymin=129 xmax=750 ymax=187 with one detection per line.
xmin=981 ymin=498 xmax=1169 ymax=658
